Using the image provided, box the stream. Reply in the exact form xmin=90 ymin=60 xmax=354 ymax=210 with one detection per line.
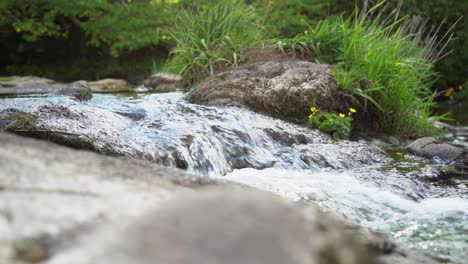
xmin=0 ymin=92 xmax=467 ymax=263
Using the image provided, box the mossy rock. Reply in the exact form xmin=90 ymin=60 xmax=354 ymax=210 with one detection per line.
xmin=0 ymin=109 xmax=37 ymax=131
xmin=73 ymin=87 xmax=93 ymax=102
xmin=0 ymin=76 xmax=13 ymax=82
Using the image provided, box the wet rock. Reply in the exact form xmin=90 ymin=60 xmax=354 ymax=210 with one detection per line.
xmin=408 ymin=137 xmax=463 ymax=161
xmin=0 ymin=76 xmax=64 ymax=95
xmin=60 ymin=81 xmax=93 ymax=101
xmin=408 ymin=137 xmax=467 ymax=180
xmin=0 ymin=104 xmax=124 ymax=155
xmin=188 ymin=60 xmax=348 ymax=121
xmin=87 ymin=78 xmax=132 ymax=92
xmin=142 ymin=73 xmax=183 ymax=92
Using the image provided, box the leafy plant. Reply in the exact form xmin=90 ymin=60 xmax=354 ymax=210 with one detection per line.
xmin=168 ymin=1 xmax=265 ymax=76
xmin=308 ymin=107 xmax=356 ymax=139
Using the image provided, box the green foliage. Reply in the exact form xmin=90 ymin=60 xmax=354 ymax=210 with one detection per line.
xmin=397 ymin=0 xmax=467 ymax=89
xmin=0 ymin=0 xmax=176 ymax=57
xmin=285 ymin=4 xmax=448 ymax=136
xmin=307 ymin=107 xmax=355 ymax=139
xmin=168 ymin=1 xmax=265 ymax=76
xmin=0 ymin=77 xmax=13 ymax=82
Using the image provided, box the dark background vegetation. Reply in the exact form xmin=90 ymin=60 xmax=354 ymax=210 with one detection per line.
xmin=0 ymin=0 xmax=465 ymax=88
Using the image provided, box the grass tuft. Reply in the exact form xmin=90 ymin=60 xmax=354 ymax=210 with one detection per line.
xmin=168 ymin=1 xmax=265 ymax=76
xmin=281 ymin=1 xmax=453 ymax=136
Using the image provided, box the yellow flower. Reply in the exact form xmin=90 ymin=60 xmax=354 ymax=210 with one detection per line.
xmin=339 ymin=113 xmax=345 ymax=118
xmin=445 ymin=87 xmax=454 ymax=97
xmin=310 ymin=107 xmax=318 ymax=113
xmin=349 ymin=107 xmax=356 ymax=113
xmin=308 ymin=114 xmax=313 ymax=119
xmin=458 ymin=85 xmax=463 ymax=91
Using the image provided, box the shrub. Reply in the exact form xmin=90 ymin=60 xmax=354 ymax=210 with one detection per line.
xmin=168 ymin=1 xmax=265 ymax=76
xmin=308 ymin=106 xmax=356 ymax=139
xmin=283 ymin=3 xmax=451 ymax=136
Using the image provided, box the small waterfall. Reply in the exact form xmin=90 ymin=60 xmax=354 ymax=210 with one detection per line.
xmin=1 ymin=92 xmax=466 ymax=262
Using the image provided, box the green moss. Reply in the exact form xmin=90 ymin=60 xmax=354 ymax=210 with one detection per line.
xmin=9 ymin=112 xmax=37 ymax=128
xmin=0 ymin=76 xmax=13 ymax=82
xmin=12 ymin=236 xmax=49 ymax=263
xmin=171 ymin=151 xmax=188 ymax=170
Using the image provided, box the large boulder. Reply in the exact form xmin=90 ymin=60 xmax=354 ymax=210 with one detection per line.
xmin=0 ymin=133 xmax=437 ymax=264
xmin=142 ymin=72 xmax=183 ymax=92
xmin=187 ymin=60 xmax=349 ymax=121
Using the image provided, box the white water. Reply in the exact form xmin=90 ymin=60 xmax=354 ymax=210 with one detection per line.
xmin=225 ymin=168 xmax=468 ymax=262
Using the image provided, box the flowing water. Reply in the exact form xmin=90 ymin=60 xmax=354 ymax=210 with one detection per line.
xmin=1 ymin=92 xmax=467 ymax=263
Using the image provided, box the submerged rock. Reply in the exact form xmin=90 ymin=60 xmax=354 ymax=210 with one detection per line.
xmin=0 ymin=133 xmax=437 ymax=264
xmin=188 ymin=60 xmax=348 ymax=121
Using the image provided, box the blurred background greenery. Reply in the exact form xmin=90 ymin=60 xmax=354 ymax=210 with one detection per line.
xmin=0 ymin=0 xmax=465 ymax=90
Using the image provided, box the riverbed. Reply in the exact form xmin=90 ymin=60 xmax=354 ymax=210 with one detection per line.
xmin=1 ymin=92 xmax=467 ymax=263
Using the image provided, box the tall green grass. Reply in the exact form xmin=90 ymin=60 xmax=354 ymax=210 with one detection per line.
xmin=168 ymin=1 xmax=265 ymax=76
xmin=282 ymin=2 xmax=452 ymax=136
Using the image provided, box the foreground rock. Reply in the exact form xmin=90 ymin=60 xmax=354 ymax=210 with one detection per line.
xmin=408 ymin=137 xmax=467 ymax=179
xmin=188 ymin=60 xmax=348 ymax=121
xmin=0 ymin=133 xmax=437 ymax=264
xmin=142 ymin=72 xmax=182 ymax=92
xmin=0 ymin=132 xmax=224 ymax=263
